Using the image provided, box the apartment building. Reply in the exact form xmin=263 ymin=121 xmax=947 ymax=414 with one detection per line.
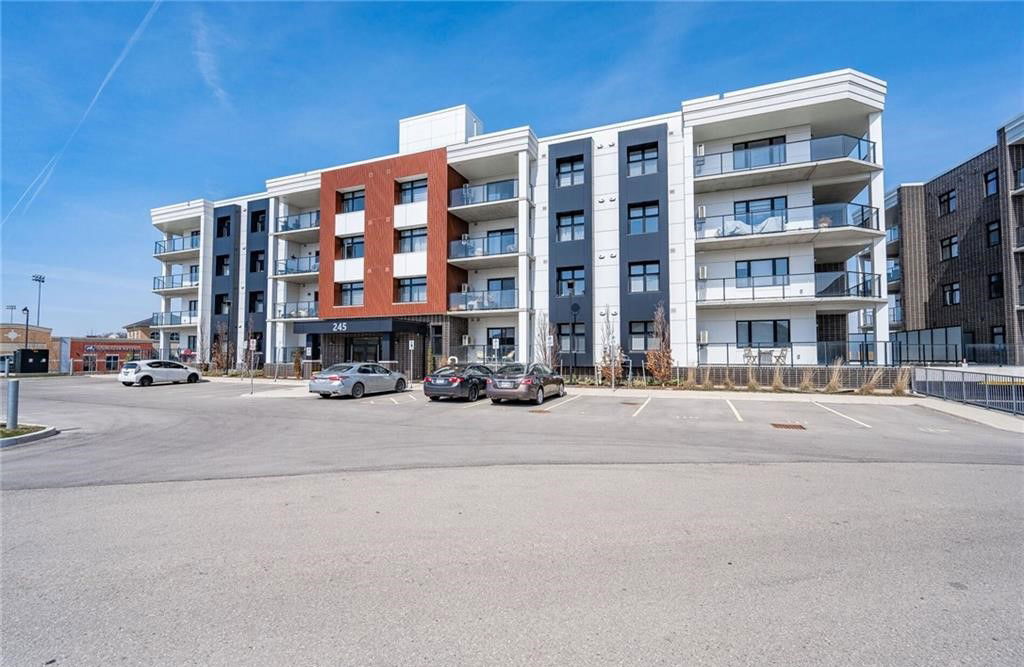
xmin=150 ymin=69 xmax=889 ymax=374
xmin=886 ymin=113 xmax=1024 ymax=363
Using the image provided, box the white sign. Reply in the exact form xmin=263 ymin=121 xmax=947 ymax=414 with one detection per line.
xmin=546 ymin=335 xmax=554 ymax=347
xmin=491 ymin=337 xmax=500 ymax=350
xmin=248 ymin=339 xmax=257 ymax=351
xmin=408 ymin=339 xmax=415 ymax=351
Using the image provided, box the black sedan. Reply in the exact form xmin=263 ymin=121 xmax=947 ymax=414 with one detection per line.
xmin=423 ymin=364 xmax=493 ymax=401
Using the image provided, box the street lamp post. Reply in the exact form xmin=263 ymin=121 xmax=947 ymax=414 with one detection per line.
xmin=5 ymin=305 xmax=14 ymax=323
xmin=22 ymin=307 xmax=30 ymax=349
xmin=32 ymin=274 xmax=45 ymax=326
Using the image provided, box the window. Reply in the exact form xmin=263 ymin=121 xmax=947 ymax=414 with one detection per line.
xmin=105 ymin=355 xmax=119 ymax=371
xmin=487 ymin=327 xmax=515 ymax=349
xmin=556 ymin=267 xmax=585 ymax=296
xmin=83 ymin=355 xmax=97 ymax=372
xmin=736 ymin=257 xmax=789 ymax=286
xmin=399 ymin=178 xmax=428 ymax=204
xmin=940 ymin=235 xmax=959 ymax=260
xmin=340 ymin=235 xmax=364 ymax=259
xmin=396 ymin=277 xmax=426 ymax=303
xmin=942 ymin=282 xmax=961 ymax=306
xmin=249 ymin=250 xmax=265 ymax=273
xmin=214 ymin=293 xmax=231 ymax=315
xmin=733 ymin=136 xmax=786 ymax=169
xmin=168 ymin=332 xmax=180 ymax=343
xmin=487 ymin=277 xmax=515 ymax=292
xmin=216 ymin=216 xmax=231 ymax=237
xmin=629 ymin=321 xmax=659 ymax=351
xmin=984 ymin=169 xmax=999 ymax=197
xmin=627 ymin=143 xmax=658 ymax=177
xmin=249 ymin=210 xmax=266 ymax=233
xmin=341 ymin=189 xmax=365 ymax=213
xmin=992 ymin=326 xmax=1005 ymax=345
xmin=987 ymin=220 xmax=1001 ymax=247
xmin=397 ymin=227 xmax=427 ymax=253
xmin=339 ymin=282 xmax=364 ymax=306
xmin=627 ymin=202 xmax=659 ymax=235
xmin=734 ymin=196 xmax=787 ymax=225
xmin=938 ymin=189 xmax=957 ymax=215
xmin=187 ymin=335 xmax=197 ymax=350
xmin=556 ymin=211 xmax=585 ymax=242
xmin=556 ymin=156 xmax=585 ymax=187
xmin=215 ymin=255 xmax=230 ymax=276
xmin=248 ymin=291 xmax=264 ymax=313
xmin=989 ymin=272 xmax=1004 ymax=299
xmin=736 ymin=319 xmax=790 ymax=347
xmin=558 ymin=323 xmax=585 ymax=353
xmin=628 ymin=262 xmax=660 ymax=293
xmin=149 ymin=331 xmax=160 ymax=341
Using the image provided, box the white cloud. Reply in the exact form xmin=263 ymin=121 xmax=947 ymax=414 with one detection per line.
xmin=191 ymin=10 xmax=230 ymax=107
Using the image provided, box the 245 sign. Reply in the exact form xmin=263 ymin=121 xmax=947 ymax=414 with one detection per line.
xmin=331 ymin=322 xmax=348 ymax=332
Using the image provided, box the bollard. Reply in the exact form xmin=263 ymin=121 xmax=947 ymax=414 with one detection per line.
xmin=6 ymin=379 xmax=19 ymax=430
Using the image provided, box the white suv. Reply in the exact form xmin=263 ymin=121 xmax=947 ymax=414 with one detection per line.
xmin=120 ymin=360 xmax=201 ymax=387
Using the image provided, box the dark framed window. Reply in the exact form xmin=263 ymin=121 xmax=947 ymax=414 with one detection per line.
xmin=629 ymin=321 xmax=659 ymax=351
xmin=397 ymin=227 xmax=427 ymax=253
xmin=556 ymin=156 xmax=585 ymax=187
xmin=733 ymin=135 xmax=786 ymax=169
xmin=396 ymin=277 xmax=427 ymax=303
xmin=487 ymin=327 xmax=515 ymax=348
xmin=556 ymin=211 xmax=585 ymax=242
xmin=168 ymin=333 xmax=180 ymax=343
xmin=627 ymin=202 xmax=659 ymax=235
xmin=734 ymin=196 xmax=787 ymax=224
xmin=249 ymin=250 xmax=265 ymax=273
xmin=83 ymin=355 xmax=97 ymax=372
xmin=987 ymin=220 xmax=1001 ymax=247
xmin=558 ymin=323 xmax=585 ymax=353
xmin=248 ymin=291 xmax=264 ymax=313
xmin=627 ymin=143 xmax=658 ymax=177
xmin=938 ymin=189 xmax=957 ymax=215
xmin=339 ymin=282 xmax=364 ymax=306
xmin=556 ymin=267 xmax=585 ymax=296
xmin=215 ymin=254 xmax=230 ymax=276
xmin=942 ymin=282 xmax=961 ymax=306
xmin=628 ymin=262 xmax=660 ymax=293
xmin=736 ymin=319 xmax=790 ymax=347
xmin=216 ymin=216 xmax=231 ymax=237
xmin=340 ymin=235 xmax=364 ymax=259
xmin=105 ymin=355 xmax=120 ymax=371
xmin=249 ymin=210 xmax=266 ymax=233
xmin=940 ymin=235 xmax=959 ymax=260
xmin=736 ymin=257 xmax=789 ymax=286
xmin=992 ymin=326 xmax=1005 ymax=345
xmin=341 ymin=189 xmax=365 ymax=213
xmin=398 ymin=178 xmax=428 ymax=204
xmin=984 ymin=169 xmax=998 ymax=197
xmin=214 ymin=293 xmax=231 ymax=314
xmin=989 ymin=272 xmax=1004 ymax=299
xmin=487 ymin=277 xmax=515 ymax=292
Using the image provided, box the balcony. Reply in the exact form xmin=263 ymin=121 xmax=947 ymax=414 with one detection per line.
xmin=274 ymin=301 xmax=318 ymax=319
xmin=697 ymin=340 xmax=886 ymax=366
xmin=152 ymin=310 xmax=199 ymax=327
xmin=694 ymin=203 xmax=881 ymax=249
xmin=887 ymin=266 xmax=901 ymax=282
xmin=154 ymin=235 xmax=201 ymax=257
xmin=696 ymin=271 xmax=882 ymax=309
xmin=890 ymin=306 xmax=904 ymax=326
xmin=275 ymin=210 xmax=321 ymax=243
xmin=886 ymin=226 xmax=900 ymax=244
xmin=448 ymin=232 xmax=519 ymax=268
xmin=693 ymin=135 xmax=878 ymax=193
xmin=448 ymin=344 xmax=518 ymax=365
xmin=153 ymin=274 xmax=200 ymax=292
xmin=274 ymin=256 xmax=319 ymax=282
xmin=448 ymin=179 xmax=519 ymax=221
xmin=448 ymin=289 xmax=518 ymax=313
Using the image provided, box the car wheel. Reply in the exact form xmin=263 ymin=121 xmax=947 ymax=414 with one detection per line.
xmin=351 ymin=382 xmax=365 ymax=399
xmin=559 ymin=382 xmax=566 ymax=397
xmin=121 ymin=382 xmax=133 ymax=387
xmin=139 ymin=376 xmax=153 ymax=387
xmin=429 ymin=395 xmax=441 ymax=402
xmin=491 ymin=398 xmax=502 ymax=404
xmin=394 ymin=378 xmax=407 ymax=392
xmin=534 ymin=388 xmax=545 ymax=406
xmin=187 ymin=373 xmax=199 ymax=383
xmin=319 ymin=393 xmax=332 ymax=399
xmin=467 ymin=385 xmax=479 ymax=401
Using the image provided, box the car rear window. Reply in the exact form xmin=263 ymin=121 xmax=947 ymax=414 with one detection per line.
xmin=122 ymin=362 xmax=139 ymax=369
xmin=433 ymin=366 xmax=466 ymax=376
xmin=325 ymin=364 xmax=353 ymax=373
xmin=497 ymin=364 xmax=526 ymax=375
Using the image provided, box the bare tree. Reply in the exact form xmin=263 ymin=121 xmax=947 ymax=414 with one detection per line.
xmin=534 ymin=311 xmax=552 ymax=366
xmin=645 ymin=302 xmax=674 ymax=385
xmin=597 ymin=306 xmax=624 ymax=385
xmin=211 ymin=321 xmax=228 ymax=373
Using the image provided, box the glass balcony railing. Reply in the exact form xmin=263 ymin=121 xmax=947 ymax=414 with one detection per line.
xmin=154 ymin=235 xmax=201 ymax=254
xmin=890 ymin=306 xmax=904 ymax=325
xmin=449 ymin=344 xmax=518 ymax=365
xmin=276 ymin=210 xmax=320 ymax=233
xmin=153 ymin=274 xmax=200 ymax=290
xmin=886 ymin=226 xmax=900 ymax=243
xmin=449 ymin=179 xmax=518 ymax=207
xmin=448 ymin=289 xmax=518 ymax=311
xmin=694 ymin=134 xmax=876 ymax=177
xmin=696 ymin=271 xmax=881 ymax=302
xmin=449 ymin=232 xmax=518 ymax=259
xmin=887 ymin=266 xmax=902 ymax=282
xmin=274 ymin=301 xmax=318 ymax=319
xmin=274 ymin=256 xmax=319 ymax=275
xmin=152 ymin=310 xmax=199 ymax=326
xmin=694 ymin=203 xmax=878 ymax=239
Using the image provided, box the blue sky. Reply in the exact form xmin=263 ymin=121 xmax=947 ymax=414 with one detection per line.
xmin=2 ymin=1 xmax=1021 ymax=335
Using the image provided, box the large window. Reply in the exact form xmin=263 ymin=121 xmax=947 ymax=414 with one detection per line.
xmin=942 ymin=282 xmax=961 ymax=306
xmin=736 ymin=319 xmax=790 ymax=347
xmin=248 ymin=291 xmax=264 ymax=314
xmin=628 ymin=262 xmax=660 ymax=292
xmin=992 ymin=326 xmax=1005 ymax=345
xmin=341 ymin=189 xmax=365 ymax=213
xmin=83 ymin=355 xmax=97 ymax=372
xmin=339 ymin=282 xmax=364 ymax=306
xmin=556 ymin=156 xmax=584 ymax=187
xmin=556 ymin=267 xmax=585 ymax=296
xmin=735 ymin=257 xmax=789 ymax=286
xmin=105 ymin=355 xmax=119 ymax=372
xmin=214 ymin=293 xmax=231 ymax=315
xmin=249 ymin=250 xmax=265 ymax=273
xmin=732 ymin=136 xmax=786 ymax=169
xmin=249 ymin=210 xmax=266 ymax=233
xmin=556 ymin=211 xmax=585 ymax=242
xmin=397 ymin=227 xmax=427 ymax=253
xmin=627 ymin=202 xmax=659 ymax=235
xmin=734 ymin=196 xmax=787 ymax=224
xmin=215 ymin=254 xmax=230 ymax=276
xmin=399 ymin=178 xmax=428 ymax=204
xmin=989 ymin=272 xmax=1004 ymax=299
xmin=487 ymin=327 xmax=515 ymax=348
xmin=629 ymin=321 xmax=659 ymax=351
xmin=938 ymin=189 xmax=957 ymax=215
xmin=987 ymin=220 xmax=1001 ymax=247
xmin=558 ymin=323 xmax=585 ymax=353
xmin=340 ymin=235 xmax=364 ymax=259
xmin=487 ymin=277 xmax=515 ymax=292
xmin=940 ymin=235 xmax=959 ymax=260
xmin=984 ymin=169 xmax=998 ymax=197
xmin=627 ymin=143 xmax=658 ymax=177
xmin=216 ymin=216 xmax=231 ymax=237
xmin=396 ymin=277 xmax=427 ymax=303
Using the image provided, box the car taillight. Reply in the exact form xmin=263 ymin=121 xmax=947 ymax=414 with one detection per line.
xmin=450 ymin=377 xmax=463 ymax=384
xmin=520 ymin=377 xmax=533 ymax=385
xmin=327 ymin=374 xmax=345 ymax=381
xmin=423 ymin=376 xmax=430 ymax=383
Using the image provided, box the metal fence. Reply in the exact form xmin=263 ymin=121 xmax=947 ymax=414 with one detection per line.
xmin=912 ymin=367 xmax=1024 ymax=415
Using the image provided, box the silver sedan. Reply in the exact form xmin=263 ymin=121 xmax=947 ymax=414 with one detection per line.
xmin=309 ymin=363 xmax=407 ymax=399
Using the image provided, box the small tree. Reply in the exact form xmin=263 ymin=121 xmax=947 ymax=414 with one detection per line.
xmin=597 ymin=306 xmax=624 ymax=386
xmin=292 ymin=348 xmax=303 ymax=378
xmin=645 ymin=302 xmax=674 ymax=386
xmin=534 ymin=311 xmax=554 ymax=367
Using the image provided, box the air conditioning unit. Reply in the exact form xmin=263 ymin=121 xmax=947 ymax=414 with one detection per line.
xmin=698 ymin=265 xmax=708 ymax=280
xmin=696 ymin=143 xmax=705 ymax=157
xmin=460 ymin=283 xmax=470 ymax=293
xmin=698 ymin=330 xmax=709 ymax=344
xmin=461 ymin=334 xmax=473 ymax=346
xmin=696 ymin=204 xmax=706 ymax=218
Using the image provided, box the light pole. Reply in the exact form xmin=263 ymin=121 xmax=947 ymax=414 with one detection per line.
xmin=5 ymin=305 xmax=14 ymax=323
xmin=22 ymin=307 xmax=30 ymax=349
xmin=32 ymin=274 xmax=45 ymax=326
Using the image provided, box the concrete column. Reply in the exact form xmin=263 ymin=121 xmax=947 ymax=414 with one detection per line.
xmin=867 ymin=111 xmax=890 ymax=363
xmin=517 ymin=149 xmax=533 ymax=363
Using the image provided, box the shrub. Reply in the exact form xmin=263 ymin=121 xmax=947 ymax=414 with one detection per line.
xmin=799 ymin=367 xmax=815 ymax=393
xmin=746 ymin=363 xmax=760 ymax=391
xmin=824 ymin=359 xmax=844 ymax=393
xmin=771 ymin=364 xmax=785 ymax=392
xmin=892 ymin=366 xmax=911 ymax=396
xmin=701 ymin=368 xmax=713 ymax=391
xmin=723 ymin=369 xmax=735 ymax=390
xmin=681 ymin=367 xmax=697 ymax=390
xmin=857 ymin=367 xmax=886 ymax=395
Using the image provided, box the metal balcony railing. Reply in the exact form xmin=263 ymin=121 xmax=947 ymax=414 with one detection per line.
xmin=274 ymin=301 xmax=318 ymax=319
xmin=694 ymin=203 xmax=878 ymax=239
xmin=276 ymin=210 xmax=320 ymax=233
xmin=449 ymin=231 xmax=518 ymax=259
xmin=152 ymin=310 xmax=199 ymax=326
xmin=448 ymin=289 xmax=518 ymax=311
xmin=274 ymin=256 xmax=319 ymax=275
xmin=447 ymin=344 xmax=518 ymax=365
xmin=154 ymin=235 xmax=200 ymax=254
xmin=449 ymin=179 xmax=518 ymax=207
xmin=696 ymin=271 xmax=881 ymax=302
xmin=153 ymin=274 xmax=200 ymax=290
xmin=694 ymin=134 xmax=876 ymax=177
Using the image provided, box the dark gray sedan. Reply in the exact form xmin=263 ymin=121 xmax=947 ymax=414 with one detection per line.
xmin=486 ymin=363 xmax=565 ymax=405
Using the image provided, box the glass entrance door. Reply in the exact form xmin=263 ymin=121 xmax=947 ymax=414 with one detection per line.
xmin=349 ymin=337 xmax=380 ymax=362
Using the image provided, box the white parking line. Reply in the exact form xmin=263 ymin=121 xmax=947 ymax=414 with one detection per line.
xmin=406 ymin=393 xmax=417 ymax=401
xmin=388 ymin=397 xmax=399 ymax=405
xmin=725 ymin=399 xmax=743 ymax=422
xmin=460 ymin=398 xmax=490 ymax=409
xmin=631 ymin=396 xmax=651 ymax=418
xmin=541 ymin=393 xmax=583 ymax=412
xmin=812 ymin=401 xmax=872 ymax=429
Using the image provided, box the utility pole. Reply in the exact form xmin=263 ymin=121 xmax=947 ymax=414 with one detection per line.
xmin=5 ymin=305 xmax=14 ymax=323
xmin=31 ymin=274 xmax=45 ymax=326
xmin=22 ymin=307 xmax=30 ymax=348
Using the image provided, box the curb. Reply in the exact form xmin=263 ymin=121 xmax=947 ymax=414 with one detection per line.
xmin=0 ymin=425 xmax=59 ymax=449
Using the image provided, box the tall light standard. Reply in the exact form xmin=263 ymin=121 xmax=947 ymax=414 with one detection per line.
xmin=22 ymin=307 xmax=30 ymax=349
xmin=5 ymin=305 xmax=14 ymax=323
xmin=31 ymin=274 xmax=45 ymax=326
